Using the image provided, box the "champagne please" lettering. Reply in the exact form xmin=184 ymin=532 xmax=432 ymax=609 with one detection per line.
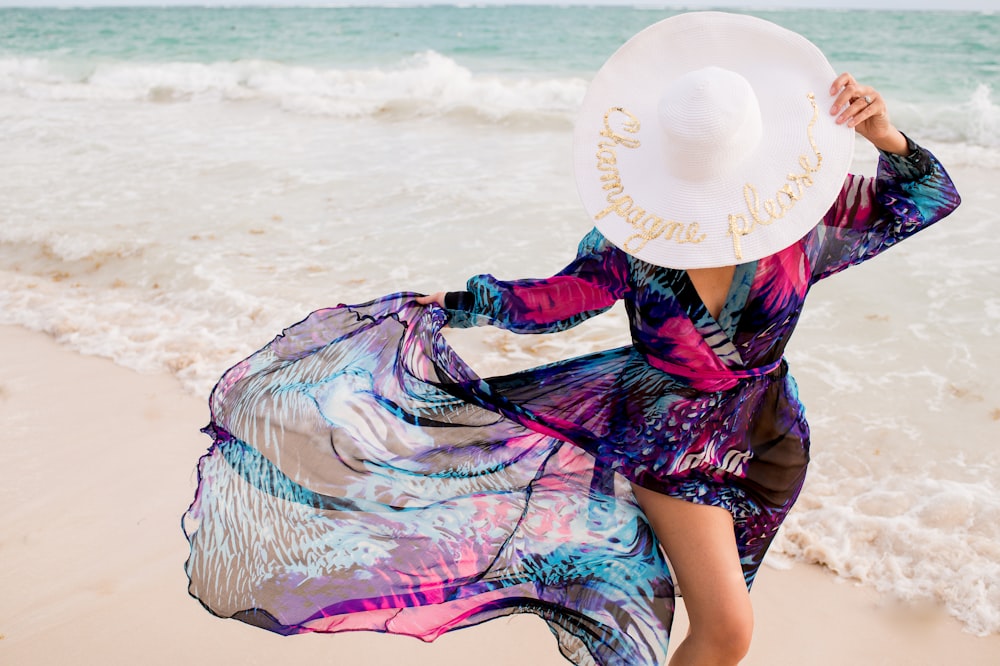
xmin=726 ymin=93 xmax=824 ymax=260
xmin=592 ymin=93 xmax=824 ymax=263
xmin=593 ymin=107 xmax=706 ymax=253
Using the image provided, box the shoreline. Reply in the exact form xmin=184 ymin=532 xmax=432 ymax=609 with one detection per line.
xmin=2 ymin=323 xmax=999 ymax=664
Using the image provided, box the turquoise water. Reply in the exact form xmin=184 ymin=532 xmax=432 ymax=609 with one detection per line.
xmin=2 ymin=6 xmax=996 ymax=147
xmin=1 ymin=6 xmax=997 ymax=98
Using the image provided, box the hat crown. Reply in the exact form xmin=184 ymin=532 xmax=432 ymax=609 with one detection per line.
xmin=657 ymin=66 xmax=763 ymax=181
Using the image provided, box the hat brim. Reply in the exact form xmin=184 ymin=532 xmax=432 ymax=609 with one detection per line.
xmin=573 ymin=12 xmax=855 ymax=269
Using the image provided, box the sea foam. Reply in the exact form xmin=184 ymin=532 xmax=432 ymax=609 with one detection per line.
xmin=774 ymin=459 xmax=1000 ymax=635
xmin=0 ymin=52 xmax=587 ymax=123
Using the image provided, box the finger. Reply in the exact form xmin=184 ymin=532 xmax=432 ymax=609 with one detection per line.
xmin=835 ymin=88 xmax=878 ymax=125
xmin=846 ymin=95 xmax=884 ymax=128
xmin=415 ymin=292 xmax=445 ymax=306
xmin=829 ymin=72 xmax=855 ymax=96
xmin=830 ymin=81 xmax=861 ymax=116
xmin=835 ymin=94 xmax=865 ymax=125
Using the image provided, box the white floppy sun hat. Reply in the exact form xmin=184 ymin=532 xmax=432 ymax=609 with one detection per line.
xmin=573 ymin=12 xmax=855 ymax=269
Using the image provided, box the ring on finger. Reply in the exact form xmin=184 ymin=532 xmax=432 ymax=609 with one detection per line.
xmin=863 ymin=95 xmax=873 ymax=105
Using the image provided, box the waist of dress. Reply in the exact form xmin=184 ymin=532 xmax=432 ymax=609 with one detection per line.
xmin=643 ymin=354 xmax=787 ymax=391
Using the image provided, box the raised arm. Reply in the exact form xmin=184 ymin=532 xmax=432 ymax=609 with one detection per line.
xmin=805 ymin=73 xmax=961 ymax=282
xmin=421 ymin=227 xmax=631 ymax=334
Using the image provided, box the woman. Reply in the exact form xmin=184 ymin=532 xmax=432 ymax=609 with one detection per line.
xmin=184 ymin=12 xmax=960 ymax=666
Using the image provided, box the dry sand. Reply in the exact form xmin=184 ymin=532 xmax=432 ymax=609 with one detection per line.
xmin=2 ymin=324 xmax=999 ymax=665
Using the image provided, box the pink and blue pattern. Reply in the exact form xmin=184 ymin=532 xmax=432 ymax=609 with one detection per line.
xmin=184 ymin=142 xmax=959 ymax=665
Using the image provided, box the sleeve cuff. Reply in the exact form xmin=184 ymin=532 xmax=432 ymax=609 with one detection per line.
xmin=444 ymin=291 xmax=475 ymax=310
xmin=879 ymin=133 xmax=932 ymax=181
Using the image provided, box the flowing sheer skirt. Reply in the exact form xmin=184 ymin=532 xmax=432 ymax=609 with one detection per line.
xmin=183 ymin=294 xmax=675 ymax=666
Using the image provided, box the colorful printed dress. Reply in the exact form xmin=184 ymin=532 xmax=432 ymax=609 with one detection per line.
xmin=183 ymin=141 xmax=959 ymax=666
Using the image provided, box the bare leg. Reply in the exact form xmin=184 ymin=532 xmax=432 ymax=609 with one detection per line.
xmin=632 ymin=484 xmax=753 ymax=666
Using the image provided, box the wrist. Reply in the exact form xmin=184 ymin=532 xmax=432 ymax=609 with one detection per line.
xmin=870 ymin=128 xmax=909 ymax=156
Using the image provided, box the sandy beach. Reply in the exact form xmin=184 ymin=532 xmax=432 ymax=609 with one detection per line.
xmin=2 ymin=323 xmax=999 ymax=665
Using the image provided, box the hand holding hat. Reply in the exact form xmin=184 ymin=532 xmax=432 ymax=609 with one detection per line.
xmin=830 ymin=72 xmax=909 ymax=155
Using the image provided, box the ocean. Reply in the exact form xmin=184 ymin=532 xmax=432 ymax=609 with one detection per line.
xmin=1 ymin=4 xmax=998 ymax=636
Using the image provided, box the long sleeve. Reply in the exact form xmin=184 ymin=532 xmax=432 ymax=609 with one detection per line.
xmin=445 ymin=227 xmax=631 ymax=333
xmin=805 ymin=138 xmax=961 ymax=283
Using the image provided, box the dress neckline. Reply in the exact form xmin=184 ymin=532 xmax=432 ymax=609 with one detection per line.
xmin=673 ymin=261 xmax=758 ymax=368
